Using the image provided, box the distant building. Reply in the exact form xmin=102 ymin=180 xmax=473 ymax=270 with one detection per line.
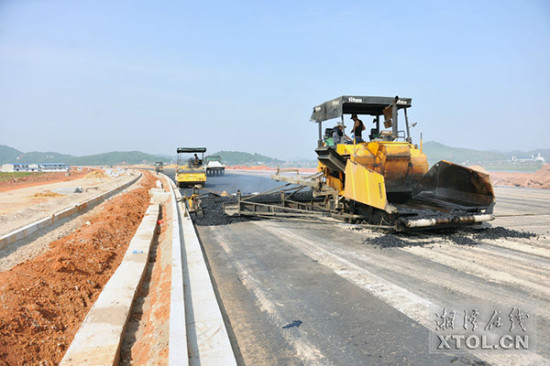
xmin=511 ymin=154 xmax=546 ymax=163
xmin=39 ymin=163 xmax=69 ymax=172
xmin=1 ymin=164 xmax=14 ymax=172
xmin=1 ymin=163 xmax=69 ymax=172
xmin=1 ymin=163 xmax=30 ymax=172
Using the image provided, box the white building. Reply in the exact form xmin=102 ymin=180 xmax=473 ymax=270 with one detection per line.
xmin=39 ymin=163 xmax=69 ymax=172
xmin=1 ymin=163 xmax=14 ymax=172
xmin=1 ymin=163 xmax=69 ymax=172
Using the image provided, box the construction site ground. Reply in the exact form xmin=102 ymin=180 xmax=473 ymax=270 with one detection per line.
xmin=0 ymin=169 xmax=136 ymax=236
xmin=169 ymin=169 xmax=550 ymax=366
xmin=0 ymin=166 xmax=548 ymax=365
xmin=0 ymin=170 xmax=90 ymax=193
xmin=0 ymin=170 xmax=172 ymax=365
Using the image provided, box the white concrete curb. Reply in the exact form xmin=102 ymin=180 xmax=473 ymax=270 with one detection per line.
xmin=164 ymin=175 xmax=189 ymax=366
xmin=177 ymin=187 xmax=237 ymax=365
xmin=0 ymin=172 xmax=142 ymax=250
xmin=60 ymin=203 xmax=160 ymax=366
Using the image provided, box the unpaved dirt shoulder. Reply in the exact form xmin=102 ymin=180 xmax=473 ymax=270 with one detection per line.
xmin=0 ymin=173 xmax=144 ymax=272
xmin=0 ymin=171 xmax=156 ymax=365
xmin=0 ymin=171 xmax=138 ymax=236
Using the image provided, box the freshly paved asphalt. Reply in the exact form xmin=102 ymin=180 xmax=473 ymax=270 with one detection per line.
xmin=166 ymin=169 xmax=550 ymax=365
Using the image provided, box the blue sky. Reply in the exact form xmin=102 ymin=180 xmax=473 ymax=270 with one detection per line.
xmin=0 ymin=0 xmax=548 ymax=159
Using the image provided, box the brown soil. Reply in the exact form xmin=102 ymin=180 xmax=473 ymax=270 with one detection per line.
xmin=0 ymin=171 xmax=156 ymax=365
xmin=489 ymin=163 xmax=550 ymax=189
xmin=0 ymin=170 xmax=92 ymax=193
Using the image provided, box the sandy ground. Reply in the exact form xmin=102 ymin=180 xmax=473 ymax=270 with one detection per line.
xmin=0 ymin=170 xmax=137 ymax=237
xmin=0 ymin=172 xmax=156 ymax=365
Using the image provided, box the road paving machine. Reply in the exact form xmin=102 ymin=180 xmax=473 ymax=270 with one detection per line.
xmin=175 ymin=147 xmax=207 ymax=188
xmin=225 ymin=96 xmax=495 ymax=231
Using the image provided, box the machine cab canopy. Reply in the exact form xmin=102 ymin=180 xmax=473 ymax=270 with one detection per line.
xmin=310 ymin=96 xmax=412 ymax=123
xmin=177 ymin=147 xmax=207 ymax=153
xmin=176 ymin=147 xmax=207 ymax=172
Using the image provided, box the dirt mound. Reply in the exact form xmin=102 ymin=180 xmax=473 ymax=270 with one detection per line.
xmin=489 ymin=163 xmax=550 ymax=189
xmin=84 ymin=170 xmax=108 ymax=179
xmin=0 ymin=172 xmax=156 ymax=365
xmin=32 ymin=191 xmax=64 ymax=199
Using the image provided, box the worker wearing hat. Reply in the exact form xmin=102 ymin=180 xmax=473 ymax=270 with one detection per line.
xmin=350 ymin=114 xmax=366 ymax=143
xmin=332 ymin=122 xmax=351 ymax=145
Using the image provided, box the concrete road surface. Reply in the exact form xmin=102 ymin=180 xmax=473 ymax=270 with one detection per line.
xmin=169 ymin=170 xmax=550 ymax=365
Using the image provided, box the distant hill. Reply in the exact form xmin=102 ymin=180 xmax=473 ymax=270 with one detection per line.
xmin=68 ymin=151 xmax=167 ymax=165
xmin=422 ymin=141 xmax=549 ymax=170
xmin=0 ymin=145 xmax=167 ymax=165
xmin=211 ymin=151 xmax=283 ymax=165
xmin=0 ymin=145 xmax=23 ymax=162
xmin=2 ymin=143 xmax=548 ymax=169
xmin=422 ymin=141 xmax=507 ymax=165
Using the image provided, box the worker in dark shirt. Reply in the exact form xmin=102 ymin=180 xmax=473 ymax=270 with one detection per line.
xmin=192 ymin=154 xmax=202 ymax=167
xmin=350 ymin=114 xmax=366 ymax=143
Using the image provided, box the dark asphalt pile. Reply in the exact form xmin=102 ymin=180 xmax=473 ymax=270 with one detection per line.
xmin=468 ymin=226 xmax=538 ymax=240
xmin=193 ymin=190 xmax=319 ymax=226
xmin=243 ymin=190 xmax=316 ymax=204
xmin=193 ymin=195 xmax=259 ymax=226
xmin=365 ymin=226 xmax=538 ymax=249
xmin=367 ymin=234 xmax=426 ymax=248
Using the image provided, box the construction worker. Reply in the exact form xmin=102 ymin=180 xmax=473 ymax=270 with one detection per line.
xmin=350 ymin=114 xmax=366 ymax=143
xmin=192 ymin=154 xmax=201 ymax=167
xmin=333 ymin=123 xmax=351 ymax=145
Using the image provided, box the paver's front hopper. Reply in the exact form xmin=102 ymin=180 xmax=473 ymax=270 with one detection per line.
xmin=410 ymin=161 xmax=495 ymax=213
